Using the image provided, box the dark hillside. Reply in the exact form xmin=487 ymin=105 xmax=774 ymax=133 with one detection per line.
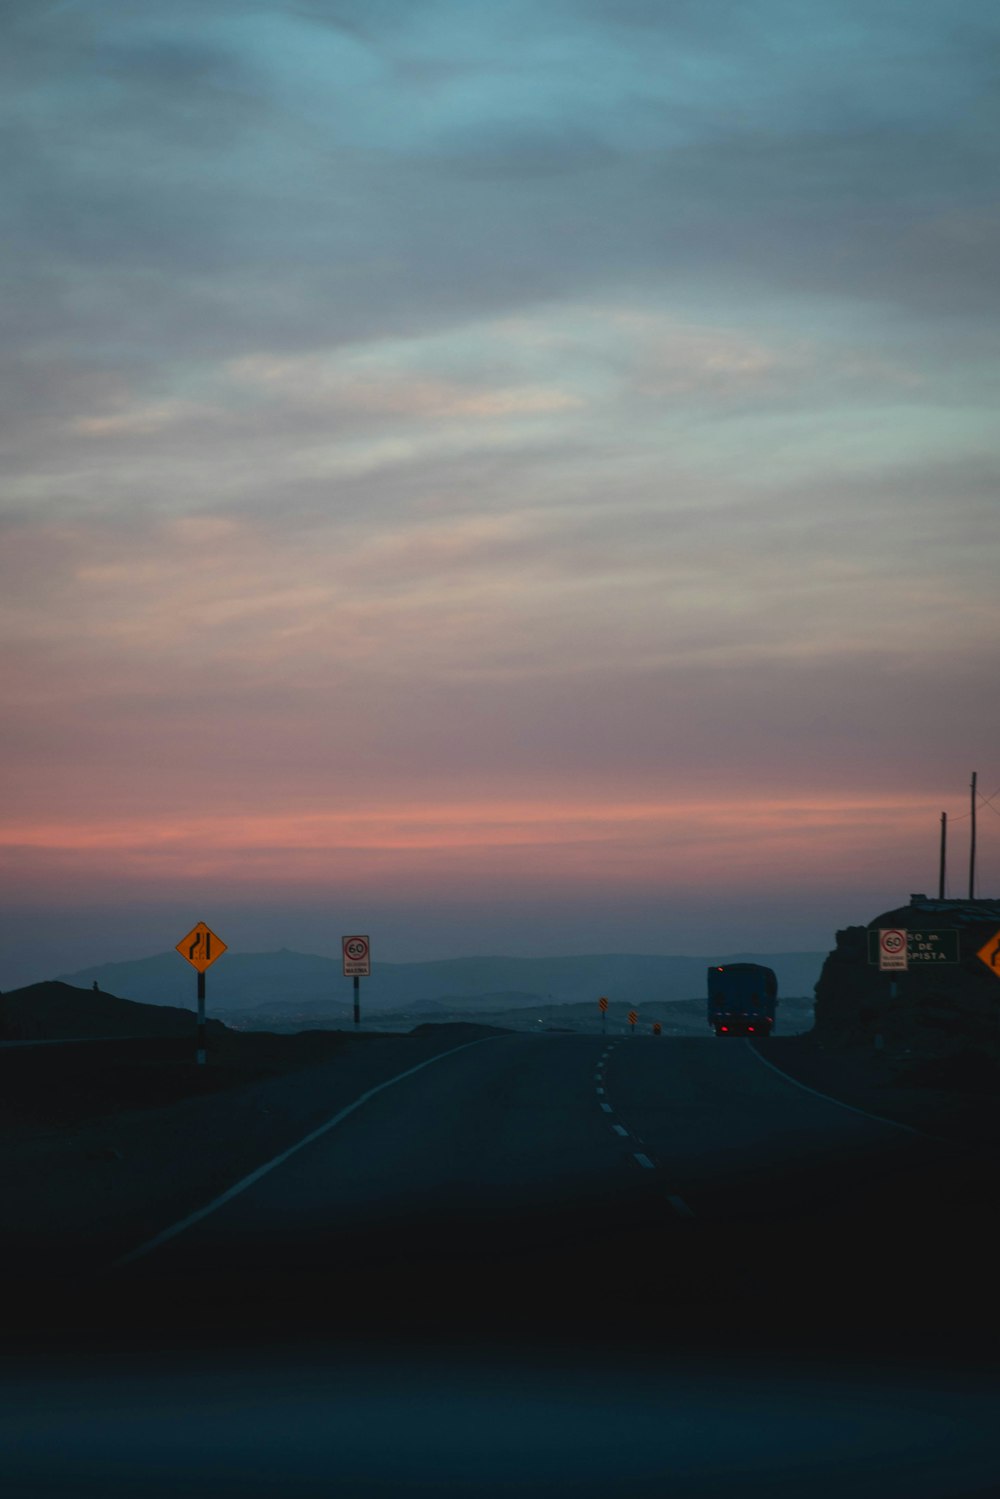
xmin=0 ymin=982 xmax=219 ymax=1042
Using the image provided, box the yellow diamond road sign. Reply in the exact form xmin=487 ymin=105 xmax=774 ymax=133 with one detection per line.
xmin=176 ymin=922 xmax=227 ymax=973
xmin=976 ymin=928 xmax=1000 ymax=980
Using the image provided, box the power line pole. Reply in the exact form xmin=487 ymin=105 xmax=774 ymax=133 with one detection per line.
xmin=969 ymin=771 xmax=977 ymax=900
xmin=939 ymin=811 xmax=947 ymax=899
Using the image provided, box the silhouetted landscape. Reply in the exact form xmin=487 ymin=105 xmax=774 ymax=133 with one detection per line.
xmin=54 ymin=947 xmax=828 ymax=1015
xmin=4 ymin=0 xmax=999 ymax=1488
xmin=3 ymin=905 xmax=1000 ymax=1494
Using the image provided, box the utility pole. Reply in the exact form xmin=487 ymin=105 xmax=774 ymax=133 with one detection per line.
xmin=969 ymin=771 xmax=977 ymax=900
xmin=939 ymin=811 xmax=947 ymax=900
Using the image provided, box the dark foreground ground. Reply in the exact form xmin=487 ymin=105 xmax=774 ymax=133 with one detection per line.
xmin=3 ymin=1024 xmax=1000 ymax=1497
xmin=1 ymin=1023 xmax=997 ymax=1345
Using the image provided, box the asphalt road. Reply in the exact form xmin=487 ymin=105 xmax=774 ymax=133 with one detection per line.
xmin=110 ymin=1031 xmax=995 ymax=1355
xmin=11 ymin=1032 xmax=1000 ymax=1498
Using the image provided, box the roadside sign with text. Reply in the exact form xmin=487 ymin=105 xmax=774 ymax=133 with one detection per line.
xmin=176 ymin=922 xmax=227 ymax=973
xmin=342 ymin=935 xmax=371 ymax=977
xmin=878 ymin=928 xmax=908 ymax=972
xmin=976 ymin=929 xmax=1000 ymax=981
xmin=867 ymin=929 xmax=959 ymax=965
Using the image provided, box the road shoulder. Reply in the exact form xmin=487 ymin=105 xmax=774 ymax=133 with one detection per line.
xmin=750 ymin=1032 xmax=1000 ymax=1144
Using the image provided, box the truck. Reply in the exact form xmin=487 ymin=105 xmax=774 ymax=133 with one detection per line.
xmin=707 ymin=962 xmax=777 ymax=1037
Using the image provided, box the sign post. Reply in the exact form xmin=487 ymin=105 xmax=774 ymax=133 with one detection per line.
xmin=175 ymin=921 xmax=228 ymax=1066
xmin=598 ymin=996 xmax=609 ymax=1035
xmin=342 ymin=935 xmax=371 ymax=1027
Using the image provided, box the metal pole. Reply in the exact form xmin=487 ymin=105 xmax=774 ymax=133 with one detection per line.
xmin=939 ymin=811 xmax=947 ymax=899
xmin=196 ymin=970 xmax=206 ymax=1066
xmin=969 ymin=771 xmax=977 ymax=900
xmin=354 ymin=973 xmax=360 ymax=1027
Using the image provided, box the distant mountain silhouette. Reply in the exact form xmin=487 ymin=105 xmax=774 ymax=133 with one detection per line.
xmin=429 ymin=991 xmax=549 ymax=1011
xmin=55 ymin=949 xmax=826 ymax=1014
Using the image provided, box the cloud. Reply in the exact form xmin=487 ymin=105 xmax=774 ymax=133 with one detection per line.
xmin=72 ymin=399 xmax=216 ymax=437
xmin=1 ymin=791 xmax=977 ymax=912
xmin=227 ymin=353 xmax=582 ymax=420
xmin=2 ymin=1 xmax=999 ymax=970
xmin=5 ymin=0 xmax=997 ymax=386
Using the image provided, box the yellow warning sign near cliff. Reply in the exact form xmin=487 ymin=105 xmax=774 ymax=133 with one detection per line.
xmin=976 ymin=929 xmax=1000 ymax=980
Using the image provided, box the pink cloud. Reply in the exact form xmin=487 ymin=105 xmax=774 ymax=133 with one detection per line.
xmin=1 ymin=793 xmax=982 ymax=910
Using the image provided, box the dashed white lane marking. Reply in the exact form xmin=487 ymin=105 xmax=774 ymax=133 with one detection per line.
xmin=612 ymin=1124 xmax=629 ymax=1137
xmin=112 ymin=1035 xmax=502 ymax=1268
xmin=668 ymin=1193 xmax=695 ymax=1217
xmin=600 ymin=1102 xmax=614 ymax=1113
xmin=743 ymin=1039 xmax=942 ymax=1140
xmin=633 ymin=1153 xmax=655 ymax=1169
xmin=596 ymin=1086 xmax=605 ymax=1095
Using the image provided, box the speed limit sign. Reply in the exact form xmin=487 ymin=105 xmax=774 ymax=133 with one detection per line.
xmin=878 ymin=928 xmax=908 ymax=972
xmin=342 ymin=934 xmax=371 ymax=977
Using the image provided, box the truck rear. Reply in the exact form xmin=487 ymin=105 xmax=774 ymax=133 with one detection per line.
xmin=707 ymin=963 xmax=777 ymax=1037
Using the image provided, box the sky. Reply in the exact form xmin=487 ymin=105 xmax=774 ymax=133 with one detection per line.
xmin=2 ymin=0 xmax=999 ymax=988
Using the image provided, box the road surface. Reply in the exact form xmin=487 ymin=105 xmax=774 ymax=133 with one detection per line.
xmin=8 ymin=1031 xmax=999 ymax=1498
xmin=111 ymin=1031 xmax=990 ymax=1348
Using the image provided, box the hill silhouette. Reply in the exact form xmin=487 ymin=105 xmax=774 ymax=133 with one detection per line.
xmin=0 ymin=982 xmax=225 ymax=1042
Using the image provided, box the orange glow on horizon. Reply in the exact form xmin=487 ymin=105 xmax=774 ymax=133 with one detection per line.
xmin=0 ymin=793 xmax=953 ymax=856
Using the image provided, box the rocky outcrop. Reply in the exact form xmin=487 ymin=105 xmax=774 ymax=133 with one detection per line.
xmin=813 ymin=896 xmax=1000 ymax=1058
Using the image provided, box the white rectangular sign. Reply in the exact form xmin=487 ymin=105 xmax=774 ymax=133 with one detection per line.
xmin=878 ymin=928 xmax=908 ymax=972
xmin=342 ymin=934 xmax=371 ymax=977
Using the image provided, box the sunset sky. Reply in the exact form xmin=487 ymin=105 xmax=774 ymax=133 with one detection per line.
xmin=2 ymin=0 xmax=999 ymax=988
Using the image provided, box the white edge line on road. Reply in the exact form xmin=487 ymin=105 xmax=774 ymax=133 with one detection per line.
xmin=112 ymin=1035 xmax=501 ymax=1269
xmin=743 ymin=1039 xmax=942 ymax=1140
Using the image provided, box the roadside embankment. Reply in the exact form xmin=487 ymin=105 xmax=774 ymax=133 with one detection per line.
xmin=751 ymin=1031 xmax=1000 ymax=1144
